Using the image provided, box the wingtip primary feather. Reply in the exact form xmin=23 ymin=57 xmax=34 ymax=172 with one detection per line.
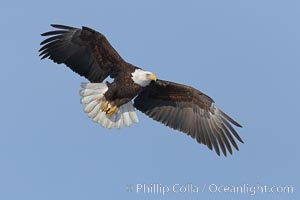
xmin=50 ymin=24 xmax=76 ymax=30
xmin=218 ymin=107 xmax=243 ymax=128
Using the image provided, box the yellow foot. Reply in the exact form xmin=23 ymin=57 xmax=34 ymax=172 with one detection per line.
xmin=101 ymin=101 xmax=109 ymax=112
xmin=106 ymin=105 xmax=118 ymax=116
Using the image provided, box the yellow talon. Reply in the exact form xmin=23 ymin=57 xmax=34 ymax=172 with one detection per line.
xmin=106 ymin=105 xmax=118 ymax=116
xmin=101 ymin=101 xmax=109 ymax=112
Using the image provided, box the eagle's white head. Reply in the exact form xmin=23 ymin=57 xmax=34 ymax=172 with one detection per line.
xmin=131 ymin=69 xmax=157 ymax=87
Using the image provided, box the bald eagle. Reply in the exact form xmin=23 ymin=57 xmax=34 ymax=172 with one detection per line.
xmin=39 ymin=24 xmax=243 ymax=156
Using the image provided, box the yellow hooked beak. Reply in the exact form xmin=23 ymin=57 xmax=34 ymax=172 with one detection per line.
xmin=150 ymin=73 xmax=157 ymax=81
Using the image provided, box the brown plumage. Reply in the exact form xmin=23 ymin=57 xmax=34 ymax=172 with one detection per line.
xmin=134 ymin=80 xmax=243 ymax=156
xmin=39 ymin=24 xmax=126 ymax=82
xmin=39 ymin=24 xmax=243 ymax=156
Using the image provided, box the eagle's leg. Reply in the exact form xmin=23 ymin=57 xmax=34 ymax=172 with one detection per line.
xmin=101 ymin=101 xmax=109 ymax=112
xmin=101 ymin=101 xmax=118 ymax=115
xmin=101 ymin=97 xmax=131 ymax=115
xmin=106 ymin=105 xmax=118 ymax=116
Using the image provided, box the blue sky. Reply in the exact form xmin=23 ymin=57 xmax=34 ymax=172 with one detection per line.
xmin=0 ymin=0 xmax=299 ymax=199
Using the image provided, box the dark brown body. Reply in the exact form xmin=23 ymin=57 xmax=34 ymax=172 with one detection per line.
xmin=105 ymin=64 xmax=143 ymax=107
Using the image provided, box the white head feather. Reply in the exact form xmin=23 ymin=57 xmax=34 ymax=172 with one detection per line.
xmin=131 ymin=69 xmax=157 ymax=87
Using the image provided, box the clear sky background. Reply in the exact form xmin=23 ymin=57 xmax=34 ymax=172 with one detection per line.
xmin=0 ymin=0 xmax=299 ymax=199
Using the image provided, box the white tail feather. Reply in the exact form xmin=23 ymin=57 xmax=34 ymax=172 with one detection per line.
xmin=87 ymin=103 xmax=101 ymax=118
xmin=122 ymin=104 xmax=131 ymax=127
xmin=128 ymin=103 xmax=139 ymax=123
xmin=83 ymin=100 xmax=98 ymax=113
xmin=80 ymin=82 xmax=139 ymax=129
xmin=115 ymin=110 xmax=123 ymax=128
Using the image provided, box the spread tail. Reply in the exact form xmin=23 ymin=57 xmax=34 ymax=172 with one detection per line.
xmin=79 ymin=83 xmax=139 ymax=129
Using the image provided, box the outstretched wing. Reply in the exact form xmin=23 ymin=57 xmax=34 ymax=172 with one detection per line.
xmin=39 ymin=24 xmax=125 ymax=82
xmin=134 ymin=80 xmax=243 ymax=156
